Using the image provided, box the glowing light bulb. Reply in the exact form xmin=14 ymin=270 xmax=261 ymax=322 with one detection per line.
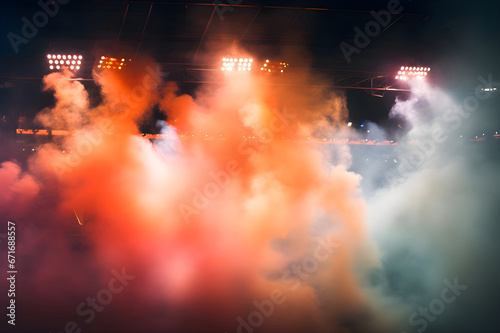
xmin=50 ymin=65 xmax=54 ymax=69
xmin=47 ymin=54 xmax=51 ymax=59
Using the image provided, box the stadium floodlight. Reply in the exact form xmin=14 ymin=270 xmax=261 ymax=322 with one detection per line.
xmin=260 ymin=60 xmax=289 ymax=73
xmin=395 ymin=66 xmax=430 ymax=80
xmin=221 ymin=57 xmax=253 ymax=72
xmin=47 ymin=54 xmax=83 ymax=71
xmin=97 ymin=56 xmax=131 ymax=70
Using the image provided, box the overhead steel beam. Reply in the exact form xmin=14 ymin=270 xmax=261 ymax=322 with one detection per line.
xmin=135 ymin=3 xmax=154 ymax=55
xmin=117 ymin=3 xmax=130 ymax=41
xmin=127 ymin=2 xmax=421 ymax=15
xmin=240 ymin=7 xmax=262 ymax=41
xmin=281 ymin=8 xmax=304 ymax=37
xmin=193 ymin=6 xmax=217 ymax=60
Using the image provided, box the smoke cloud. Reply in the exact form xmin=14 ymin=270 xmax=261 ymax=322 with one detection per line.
xmin=1 ymin=54 xmax=499 ymax=333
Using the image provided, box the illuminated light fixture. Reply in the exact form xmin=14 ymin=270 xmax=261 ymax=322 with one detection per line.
xmin=260 ymin=59 xmax=289 ymax=74
xmin=47 ymin=53 xmax=83 ymax=71
xmin=97 ymin=56 xmax=131 ymax=70
xmin=347 ymin=122 xmax=352 ymax=127
xmin=221 ymin=57 xmax=253 ymax=72
xmin=396 ymin=66 xmax=431 ymax=81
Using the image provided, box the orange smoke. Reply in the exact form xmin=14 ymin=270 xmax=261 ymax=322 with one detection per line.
xmin=3 ymin=54 xmax=380 ymax=333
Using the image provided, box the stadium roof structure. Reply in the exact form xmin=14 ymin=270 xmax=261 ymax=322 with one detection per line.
xmin=1 ymin=1 xmax=498 ymax=81
xmin=1 ymin=0 xmax=499 ymax=128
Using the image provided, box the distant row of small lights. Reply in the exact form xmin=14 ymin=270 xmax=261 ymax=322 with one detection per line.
xmin=98 ymin=56 xmax=129 ymax=70
xmin=47 ymin=54 xmax=83 ymax=70
xmin=221 ymin=57 xmax=253 ymax=71
xmin=22 ymin=147 xmax=72 ymax=153
xmin=396 ymin=66 xmax=430 ymax=80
